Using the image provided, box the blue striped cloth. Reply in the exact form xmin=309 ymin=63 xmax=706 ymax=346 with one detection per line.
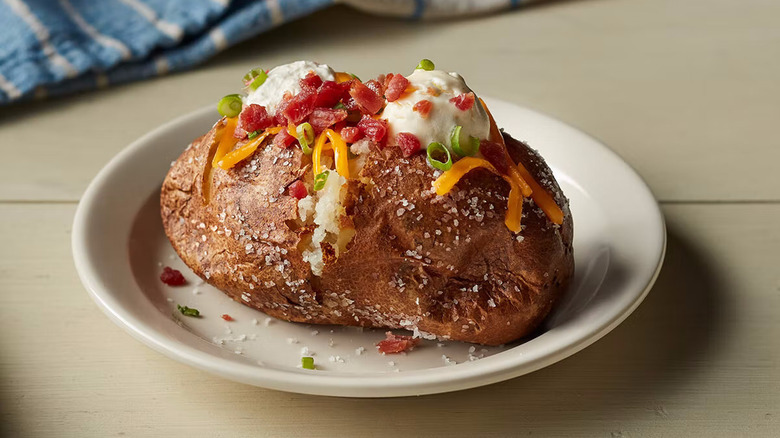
xmin=0 ymin=0 xmax=533 ymax=105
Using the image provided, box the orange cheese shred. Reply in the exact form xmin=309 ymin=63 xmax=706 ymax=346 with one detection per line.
xmin=480 ymin=98 xmax=564 ymax=225
xmin=218 ymin=133 xmax=269 ymax=170
xmin=433 ymin=157 xmax=523 ymax=232
xmin=313 ymin=129 xmax=349 ymax=178
xmin=334 ymin=72 xmax=353 ymax=83
xmin=216 ymin=126 xmax=285 ymax=170
xmin=313 ymin=131 xmax=329 ymax=175
xmin=212 ymin=117 xmax=239 ymax=167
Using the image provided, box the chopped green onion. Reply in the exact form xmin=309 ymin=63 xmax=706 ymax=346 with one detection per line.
xmin=247 ymin=130 xmax=260 ymax=140
xmin=333 ymin=102 xmax=345 ymax=110
xmin=243 ymin=69 xmax=268 ymax=91
xmin=314 ymin=170 xmax=330 ymax=191
xmin=427 ymin=142 xmax=453 ymax=171
xmin=296 ymin=122 xmax=315 ymax=155
xmin=301 ymin=356 xmax=315 ymax=370
xmin=416 ymin=59 xmax=435 ymax=71
xmin=177 ymin=305 xmax=200 ymax=317
xmin=449 ymin=125 xmax=479 ymax=157
xmin=217 ymin=94 xmax=243 ymax=118
xmin=348 ymin=72 xmax=361 ymax=81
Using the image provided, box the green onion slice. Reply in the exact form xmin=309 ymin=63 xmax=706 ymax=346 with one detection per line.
xmin=217 ymin=94 xmax=243 ymax=118
xmin=333 ymin=102 xmax=345 ymax=110
xmin=314 ymin=170 xmax=330 ymax=191
xmin=301 ymin=357 xmax=315 ymax=370
xmin=427 ymin=142 xmax=453 ymax=171
xmin=244 ymin=69 xmax=268 ymax=91
xmin=449 ymin=125 xmax=479 ymax=157
xmin=177 ymin=305 xmax=200 ymax=317
xmin=416 ymin=59 xmax=435 ymax=71
xmin=247 ymin=130 xmax=260 ymax=140
xmin=296 ymin=122 xmax=315 ymax=155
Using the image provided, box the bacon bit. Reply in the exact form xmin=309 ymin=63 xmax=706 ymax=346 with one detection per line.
xmin=236 ymin=104 xmax=273 ymax=136
xmin=280 ymin=88 xmax=316 ymax=125
xmin=364 ymin=79 xmax=384 ymax=97
xmin=450 ymin=92 xmax=475 ymax=111
xmin=314 ymin=80 xmax=346 ymax=108
xmin=376 ymin=332 xmax=420 ymax=354
xmin=413 ymin=99 xmax=433 ymax=118
xmin=221 ymin=314 xmax=234 ymax=321
xmin=479 ymin=139 xmax=509 ymax=174
xmin=308 ymin=107 xmax=348 ymax=133
xmin=381 ymin=73 xmax=394 ymax=90
xmin=160 ymin=267 xmax=186 ymax=286
xmin=349 ymin=81 xmax=384 ymax=114
xmin=357 ymin=115 xmax=387 ymax=144
xmin=396 ymin=132 xmax=421 ymax=157
xmin=299 ymin=72 xmax=323 ymax=90
xmin=288 ymin=180 xmax=308 ymax=199
xmin=342 ymin=96 xmax=360 ymax=112
xmin=273 ymin=128 xmax=296 ymax=148
xmin=384 ymin=74 xmax=409 ymax=102
xmin=340 ymin=126 xmax=362 ymax=143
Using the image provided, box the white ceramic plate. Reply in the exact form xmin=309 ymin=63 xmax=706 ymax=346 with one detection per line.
xmin=72 ymin=98 xmax=665 ymax=398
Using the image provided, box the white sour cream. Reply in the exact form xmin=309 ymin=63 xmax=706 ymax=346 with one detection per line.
xmin=244 ymin=60 xmax=335 ymax=115
xmin=382 ymin=69 xmax=490 ymax=151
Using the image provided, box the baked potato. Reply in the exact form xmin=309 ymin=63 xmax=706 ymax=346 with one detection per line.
xmin=161 ymin=60 xmax=573 ymax=345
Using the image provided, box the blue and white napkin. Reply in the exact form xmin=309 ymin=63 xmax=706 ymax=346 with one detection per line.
xmin=0 ymin=0 xmax=535 ymax=104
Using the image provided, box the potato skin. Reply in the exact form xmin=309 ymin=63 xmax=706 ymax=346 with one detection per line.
xmin=161 ymin=124 xmax=573 ymax=345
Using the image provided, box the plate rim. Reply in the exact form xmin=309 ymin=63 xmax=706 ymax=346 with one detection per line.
xmin=72 ymin=99 xmax=666 ymax=397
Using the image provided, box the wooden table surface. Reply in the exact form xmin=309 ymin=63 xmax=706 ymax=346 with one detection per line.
xmin=1 ymin=1 xmax=778 ymax=436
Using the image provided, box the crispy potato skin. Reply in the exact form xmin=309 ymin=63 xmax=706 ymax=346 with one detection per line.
xmin=161 ymin=125 xmax=573 ymax=345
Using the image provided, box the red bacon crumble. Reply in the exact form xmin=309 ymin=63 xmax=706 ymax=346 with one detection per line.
xmin=412 ymin=99 xmax=433 ymax=118
xmin=288 ymin=180 xmax=308 ymax=199
xmin=357 ymin=115 xmax=388 ymax=144
xmin=308 ymin=107 xmax=348 ymax=133
xmin=340 ymin=126 xmax=362 ymax=143
xmin=236 ymin=104 xmax=273 ymax=136
xmin=349 ymin=81 xmax=384 ymax=114
xmin=364 ymin=79 xmax=384 ymax=97
xmin=280 ymin=88 xmax=316 ymax=125
xmin=396 ymin=132 xmax=421 ymax=157
xmin=376 ymin=332 xmax=420 ymax=354
xmin=273 ymin=128 xmax=296 ymax=148
xmin=479 ymin=139 xmax=509 ymax=174
xmin=221 ymin=314 xmax=234 ymax=322
xmin=450 ymin=92 xmax=476 ymax=111
xmin=160 ymin=267 xmax=186 ymax=286
xmin=314 ymin=80 xmax=346 ymax=108
xmin=299 ymin=72 xmax=323 ymax=90
xmin=384 ymin=74 xmax=409 ymax=102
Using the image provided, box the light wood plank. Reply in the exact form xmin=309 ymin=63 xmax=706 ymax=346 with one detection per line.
xmin=1 ymin=203 xmax=778 ymax=437
xmin=0 ymin=0 xmax=778 ymax=202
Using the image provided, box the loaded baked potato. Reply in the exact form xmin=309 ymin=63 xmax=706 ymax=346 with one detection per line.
xmin=161 ymin=60 xmax=573 ymax=346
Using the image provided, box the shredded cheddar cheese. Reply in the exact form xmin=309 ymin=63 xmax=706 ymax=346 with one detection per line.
xmin=433 ymin=157 xmax=524 ymax=233
xmin=216 ymin=126 xmax=284 ymax=170
xmin=212 ymin=117 xmax=239 ymax=167
xmin=313 ymin=129 xmax=349 ymax=178
xmin=334 ymin=72 xmax=352 ymax=83
xmin=479 ymin=98 xmax=564 ymax=225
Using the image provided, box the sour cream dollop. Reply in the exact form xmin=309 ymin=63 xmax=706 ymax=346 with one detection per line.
xmin=244 ymin=60 xmax=335 ymax=115
xmin=382 ymin=69 xmax=490 ymax=151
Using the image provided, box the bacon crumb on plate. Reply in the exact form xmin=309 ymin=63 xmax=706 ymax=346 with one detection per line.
xmin=376 ymin=331 xmax=420 ymax=354
xmin=160 ymin=266 xmax=186 ymax=286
